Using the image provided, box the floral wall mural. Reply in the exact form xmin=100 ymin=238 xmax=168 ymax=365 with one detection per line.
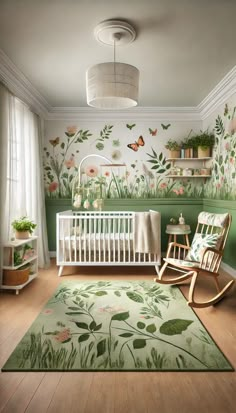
xmin=204 ymin=103 xmax=236 ymax=200
xmin=43 ymin=107 xmax=236 ymax=204
xmin=44 ymin=119 xmax=206 ymax=204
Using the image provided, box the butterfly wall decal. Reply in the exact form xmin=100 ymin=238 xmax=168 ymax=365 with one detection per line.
xmin=149 ymin=128 xmax=157 ymax=136
xmin=161 ymin=123 xmax=171 ymax=130
xmin=49 ymin=137 xmax=60 ymax=147
xmin=127 ymin=136 xmax=145 ymax=151
xmin=126 ymin=123 xmax=136 ymax=130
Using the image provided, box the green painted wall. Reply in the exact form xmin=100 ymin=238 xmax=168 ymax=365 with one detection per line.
xmin=203 ymin=199 xmax=236 ymax=269
xmin=46 ymin=198 xmax=202 ymax=252
xmin=46 ymin=198 xmax=236 ymax=270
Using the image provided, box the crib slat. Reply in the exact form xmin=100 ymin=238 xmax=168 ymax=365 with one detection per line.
xmin=113 ymin=217 xmax=116 ymax=262
xmin=88 ymin=217 xmax=91 ymax=262
xmin=98 ymin=216 xmax=101 ymax=262
xmin=122 ymin=217 xmax=125 ymax=262
xmin=102 ymin=217 xmax=105 ymax=262
xmin=62 ymin=218 xmax=65 ymax=262
xmin=128 ymin=216 xmax=131 ymax=262
xmin=93 ymin=216 xmax=96 ymax=263
xmin=117 ymin=217 xmax=120 ymax=262
xmin=74 ymin=218 xmax=77 ymax=263
xmin=108 ymin=218 xmax=111 ymax=263
xmin=68 ymin=219 xmax=72 ymax=262
xmin=84 ymin=217 xmax=88 ymax=262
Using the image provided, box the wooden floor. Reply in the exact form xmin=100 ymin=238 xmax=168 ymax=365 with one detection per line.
xmin=0 ymin=261 xmax=236 ymax=413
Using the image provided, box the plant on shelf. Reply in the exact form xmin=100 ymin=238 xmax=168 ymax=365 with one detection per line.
xmin=165 ymin=139 xmax=181 ymax=158
xmin=169 ymin=217 xmax=177 ymax=224
xmin=191 ymin=131 xmax=215 ymax=158
xmin=180 ymin=130 xmax=194 ymax=158
xmin=13 ymin=244 xmax=33 ymax=266
xmin=12 ymin=216 xmax=37 ymax=240
xmin=14 ymin=250 xmax=23 ymax=266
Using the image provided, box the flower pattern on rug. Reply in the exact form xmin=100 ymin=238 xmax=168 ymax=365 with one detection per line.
xmin=2 ymin=281 xmax=233 ymax=372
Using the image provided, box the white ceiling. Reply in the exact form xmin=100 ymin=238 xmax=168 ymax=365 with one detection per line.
xmin=0 ymin=0 xmax=236 ymax=108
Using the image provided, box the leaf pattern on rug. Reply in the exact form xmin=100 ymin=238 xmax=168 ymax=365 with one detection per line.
xmin=2 ymin=281 xmax=233 ymax=372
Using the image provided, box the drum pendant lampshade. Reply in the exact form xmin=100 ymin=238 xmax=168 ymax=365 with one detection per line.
xmin=86 ymin=62 xmax=139 ymax=109
xmin=86 ymin=20 xmax=139 ymax=110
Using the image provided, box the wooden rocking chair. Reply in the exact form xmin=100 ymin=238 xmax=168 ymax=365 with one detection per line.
xmin=154 ymin=212 xmax=235 ymax=308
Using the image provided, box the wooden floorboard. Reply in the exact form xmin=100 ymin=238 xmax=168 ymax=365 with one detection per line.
xmin=0 ymin=261 xmax=236 ymax=413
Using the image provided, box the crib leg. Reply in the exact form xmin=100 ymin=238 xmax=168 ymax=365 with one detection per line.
xmin=58 ymin=266 xmax=64 ymax=277
xmin=155 ymin=265 xmax=160 ymax=275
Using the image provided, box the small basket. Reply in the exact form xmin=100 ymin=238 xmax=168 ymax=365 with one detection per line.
xmin=3 ymin=266 xmax=30 ymax=286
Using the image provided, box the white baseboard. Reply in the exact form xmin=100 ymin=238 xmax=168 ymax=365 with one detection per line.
xmin=220 ymin=262 xmax=236 ymax=279
xmin=49 ymin=251 xmax=56 ymax=257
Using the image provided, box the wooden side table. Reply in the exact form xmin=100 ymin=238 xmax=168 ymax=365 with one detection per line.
xmin=166 ymin=225 xmax=191 ymax=257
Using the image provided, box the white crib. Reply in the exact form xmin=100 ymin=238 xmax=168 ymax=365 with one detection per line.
xmin=56 ymin=210 xmax=161 ymax=276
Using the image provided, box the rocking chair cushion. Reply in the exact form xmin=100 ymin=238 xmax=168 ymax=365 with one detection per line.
xmin=198 ymin=212 xmax=229 ymax=228
xmin=185 ymin=233 xmax=221 ymax=262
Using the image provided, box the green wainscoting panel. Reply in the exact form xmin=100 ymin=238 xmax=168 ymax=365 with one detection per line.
xmin=46 ymin=198 xmax=235 ymax=270
xmin=45 ymin=198 xmax=202 ymax=253
xmin=46 ymin=199 xmax=72 ymax=251
xmin=203 ymin=199 xmax=236 ymax=270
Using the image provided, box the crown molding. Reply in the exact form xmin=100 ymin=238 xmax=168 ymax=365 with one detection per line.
xmin=198 ymin=66 xmax=236 ymax=120
xmin=0 ymin=49 xmax=50 ymax=117
xmin=46 ymin=106 xmax=201 ymax=121
xmin=0 ymin=48 xmax=235 ymax=122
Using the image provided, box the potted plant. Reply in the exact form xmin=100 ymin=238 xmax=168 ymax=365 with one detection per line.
xmin=165 ymin=139 xmax=181 ymax=159
xmin=12 ymin=216 xmax=37 ymax=240
xmin=179 ymin=130 xmax=194 ymax=158
xmin=181 ymin=139 xmax=194 ymax=158
xmin=192 ymin=131 xmax=215 ymax=158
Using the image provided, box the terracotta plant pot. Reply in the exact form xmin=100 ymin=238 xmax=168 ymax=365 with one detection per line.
xmin=15 ymin=230 xmax=30 ymax=240
xmin=184 ymin=148 xmax=193 ymax=158
xmin=197 ymin=146 xmax=210 ymax=158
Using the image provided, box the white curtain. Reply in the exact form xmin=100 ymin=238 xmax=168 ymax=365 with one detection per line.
xmin=0 ymin=82 xmax=50 ymax=268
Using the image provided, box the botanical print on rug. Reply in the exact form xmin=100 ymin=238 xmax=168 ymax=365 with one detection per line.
xmin=2 ymin=281 xmax=233 ymax=372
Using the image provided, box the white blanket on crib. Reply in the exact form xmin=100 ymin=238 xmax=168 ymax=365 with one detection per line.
xmin=134 ymin=211 xmax=160 ymax=254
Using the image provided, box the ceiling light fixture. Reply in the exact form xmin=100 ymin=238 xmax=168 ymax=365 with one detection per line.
xmin=86 ymin=20 xmax=139 ymax=110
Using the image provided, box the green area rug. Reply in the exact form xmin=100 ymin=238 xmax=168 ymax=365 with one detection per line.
xmin=2 ymin=281 xmax=233 ymax=372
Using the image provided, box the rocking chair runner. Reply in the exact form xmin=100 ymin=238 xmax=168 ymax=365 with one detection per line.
xmin=154 ymin=212 xmax=235 ymax=308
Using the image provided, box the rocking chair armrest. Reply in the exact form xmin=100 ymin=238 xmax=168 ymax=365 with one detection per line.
xmin=199 ymin=247 xmax=222 ymax=268
xmin=168 ymin=242 xmax=191 ymax=250
xmin=166 ymin=242 xmax=191 ymax=258
xmin=201 ymin=247 xmax=222 ymax=258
